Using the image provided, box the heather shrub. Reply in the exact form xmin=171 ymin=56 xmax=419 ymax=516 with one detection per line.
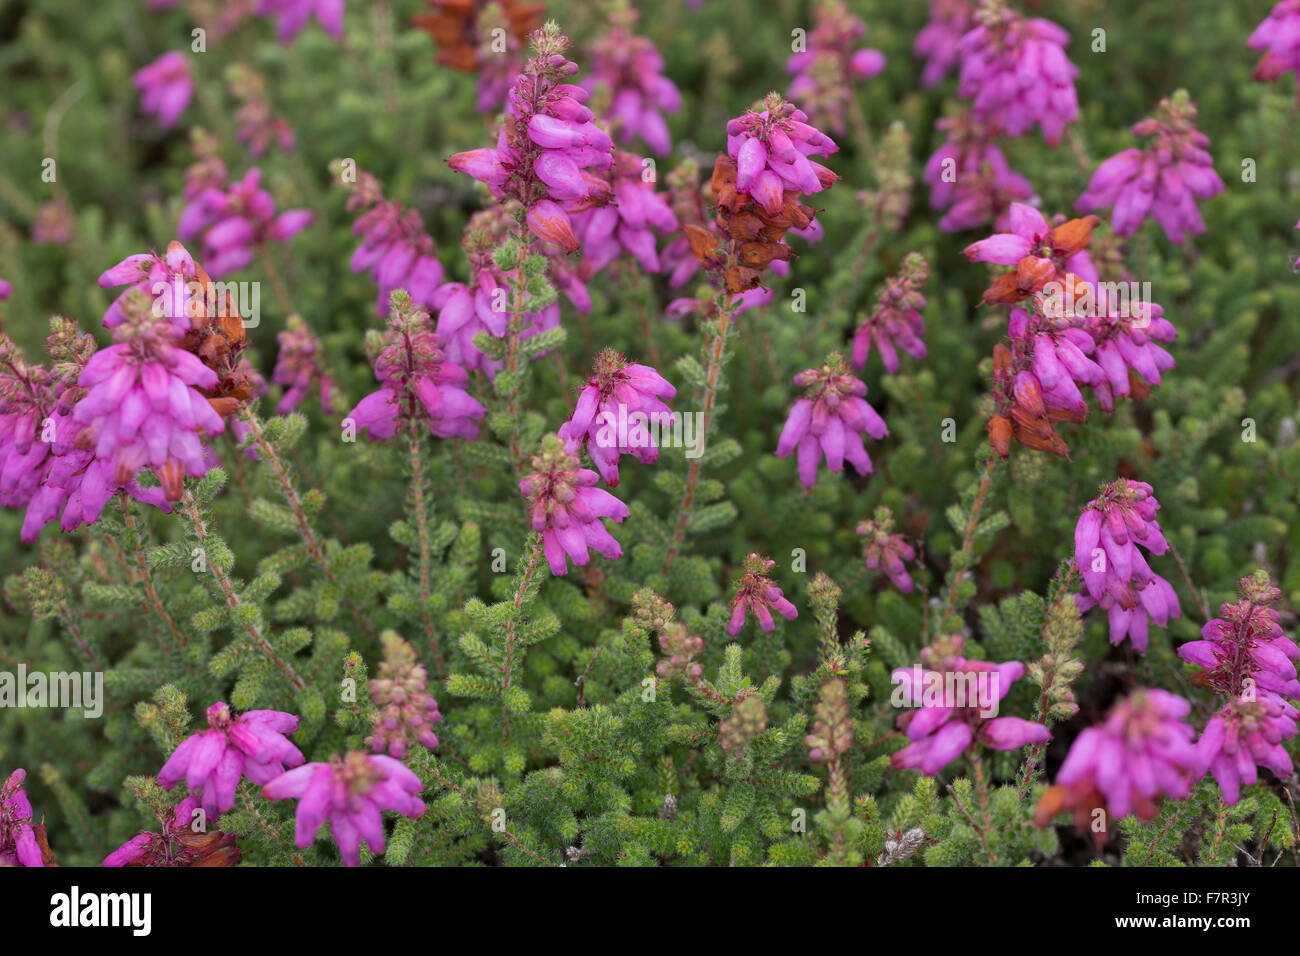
xmin=2 ymin=0 xmax=1299 ymax=870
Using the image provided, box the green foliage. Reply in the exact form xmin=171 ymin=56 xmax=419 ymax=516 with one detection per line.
xmin=1 ymin=0 xmax=1297 ymax=869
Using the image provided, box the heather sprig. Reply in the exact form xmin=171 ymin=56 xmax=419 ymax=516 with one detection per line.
xmin=1076 ymin=91 xmax=1224 ymax=245
xmin=1072 ymin=478 xmax=1181 ymax=652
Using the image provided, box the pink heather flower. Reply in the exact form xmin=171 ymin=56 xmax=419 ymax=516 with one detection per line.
xmin=891 ymin=658 xmax=1048 ymax=775
xmin=263 ymin=751 xmax=425 ymax=867
xmin=556 ymin=348 xmax=675 ymax=488
xmin=102 ymin=795 xmax=241 ymax=867
xmin=273 ymin=316 xmax=336 ymax=414
xmin=448 ymin=24 xmax=614 ymax=251
xmin=776 ymin=353 xmax=887 ymax=489
xmin=856 ymin=507 xmax=916 ymax=594
xmin=1178 ymin=573 xmax=1300 ymax=703
xmin=727 ymin=553 xmax=798 ymax=636
xmin=584 ymin=7 xmax=681 ymax=156
xmin=1 ymin=343 xmax=71 ymax=509
xmin=133 ymin=52 xmax=194 ymax=129
xmin=1180 ymin=573 xmax=1299 ymax=805
xmin=987 ymin=304 xmax=1101 ymax=459
xmin=1249 ymin=0 xmax=1300 ymax=95
xmin=1075 ymin=92 xmax=1224 ymax=245
xmin=1040 ymin=689 xmax=1199 ymax=829
xmin=348 ymin=300 xmax=484 ymax=442
xmin=0 ymin=277 xmax=10 ymax=300
xmin=0 ymin=768 xmax=43 ymax=867
xmin=785 ymin=1 xmax=885 ymax=135
xmin=434 ymin=208 xmax=561 ymax=378
xmin=519 ymin=434 xmax=629 ymax=576
xmin=1195 ymin=693 xmax=1297 ymax=806
xmin=71 ymin=303 xmax=225 ymax=503
xmin=924 ymin=112 xmax=1034 ymax=228
xmin=957 ymin=3 xmax=1077 ymax=146
xmin=914 ymin=0 xmax=974 ymax=88
xmin=1004 ymin=306 xmax=1102 ymax=422
xmin=24 ymin=457 xmax=173 ymax=541
xmin=571 ymin=152 xmax=679 ymax=275
xmin=853 ymin=252 xmax=928 ymax=373
xmin=98 ymin=241 xmax=217 ymax=334
xmin=341 ymin=167 xmax=444 ymax=316
xmin=0 ymin=325 xmax=89 ymax=515
xmin=1080 ymin=288 xmax=1176 ymax=411
xmin=1073 ymin=478 xmax=1181 ymax=652
xmin=179 ymin=167 xmax=313 ymax=278
xmin=727 ymin=94 xmax=838 ymax=218
xmin=257 ymin=0 xmax=345 ymax=43
xmin=364 ymin=632 xmax=442 ymax=759
xmin=963 ymin=202 xmax=1099 ymax=291
xmin=157 ymin=702 xmax=304 ymax=818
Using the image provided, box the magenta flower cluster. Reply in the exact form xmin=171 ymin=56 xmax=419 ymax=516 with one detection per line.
xmin=1180 ymin=575 xmax=1300 ymax=804
xmin=0 ymin=769 xmax=43 ymax=867
xmin=1082 ymin=288 xmax=1177 ymax=411
xmin=365 ymin=634 xmax=443 ymax=759
xmin=557 ymin=348 xmax=676 ymax=488
xmin=134 ymin=52 xmax=193 ymax=129
xmin=785 ymin=0 xmax=886 ymax=135
xmin=1004 ymin=305 xmax=1100 ymax=421
xmin=777 ymin=354 xmax=888 ymax=489
xmin=520 ymin=435 xmax=629 ymax=577
xmin=263 ymin=751 xmax=425 ymax=867
xmin=891 ymin=657 xmax=1049 ymax=775
xmin=1052 ymin=689 xmax=1199 ymax=821
xmin=1248 ymin=1 xmax=1300 ymax=95
xmin=157 ymin=702 xmax=304 ymax=818
xmin=852 ymin=253 xmax=928 ymax=373
xmin=728 ymin=96 xmax=838 ymax=218
xmin=1076 ymin=93 xmax=1224 ymax=245
xmin=433 ymin=209 xmax=561 ymax=378
xmin=343 ymin=168 xmax=445 ymax=316
xmin=179 ymin=167 xmax=313 ymax=278
xmin=572 ymin=152 xmax=680 ymax=275
xmin=1073 ymin=479 xmax=1181 ymax=652
xmin=914 ymin=0 xmax=974 ymax=88
xmin=273 ymin=317 xmax=336 ymax=414
xmin=727 ymin=553 xmax=798 ymax=636
xmin=584 ymin=9 xmax=681 ymax=156
xmin=348 ymin=305 xmax=484 ymax=442
xmin=4 ymin=244 xmax=241 ymax=541
xmin=102 ymin=796 xmax=205 ymax=867
xmin=74 ymin=271 xmax=227 ymax=503
xmin=956 ymin=3 xmax=1078 ymax=146
xmin=448 ymin=26 xmax=614 ymax=254
xmin=256 ymin=0 xmax=345 ymax=43
xmin=856 ymin=508 xmax=917 ymax=594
